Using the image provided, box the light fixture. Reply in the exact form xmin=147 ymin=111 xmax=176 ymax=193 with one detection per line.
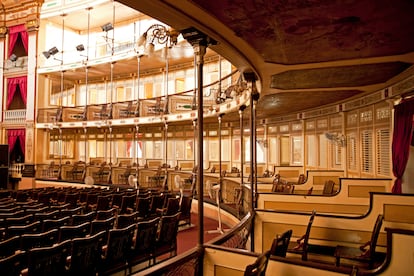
xmin=137 ymin=24 xmax=180 ymax=54
xmin=9 ymin=54 xmax=17 ymax=62
xmin=101 ymin=22 xmax=113 ymax=32
xmin=76 ymin=44 xmax=85 ymax=51
xmin=42 ymin=46 xmax=59 ymax=59
xmin=325 ymin=133 xmax=346 ymax=147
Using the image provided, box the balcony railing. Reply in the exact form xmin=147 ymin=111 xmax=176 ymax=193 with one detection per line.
xmin=3 ymin=109 xmax=26 ymax=124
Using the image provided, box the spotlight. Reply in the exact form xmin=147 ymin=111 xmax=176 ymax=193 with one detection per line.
xmin=101 ymin=23 xmax=113 ymax=32
xmin=42 ymin=47 xmax=60 ymax=59
xmin=9 ymin=54 xmax=17 ymax=62
xmin=42 ymin=51 xmax=51 ymax=59
xmin=76 ymin=44 xmax=85 ymax=51
xmin=49 ymin=46 xmax=59 ymax=56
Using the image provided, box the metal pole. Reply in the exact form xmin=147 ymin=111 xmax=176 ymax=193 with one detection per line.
xmin=195 ymin=42 xmax=207 ymax=247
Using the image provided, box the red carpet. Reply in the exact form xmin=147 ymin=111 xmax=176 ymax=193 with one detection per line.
xmin=177 ymin=213 xmax=229 ymax=254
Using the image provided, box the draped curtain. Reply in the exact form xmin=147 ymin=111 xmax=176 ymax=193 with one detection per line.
xmin=7 ymin=76 xmax=27 ymax=109
xmin=8 ymin=24 xmax=28 ymax=56
xmin=391 ymin=98 xmax=414 ymax=193
xmin=7 ymin=129 xmax=26 ymax=155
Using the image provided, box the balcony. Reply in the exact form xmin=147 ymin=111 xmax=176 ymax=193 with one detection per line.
xmin=3 ymin=109 xmax=26 ymax=124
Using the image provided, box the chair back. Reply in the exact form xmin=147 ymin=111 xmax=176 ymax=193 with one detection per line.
xmin=69 ymin=230 xmax=106 ymax=275
xmin=27 ymin=239 xmax=71 ymax=276
xmin=154 ymin=212 xmax=180 ymax=259
xmin=368 ymin=214 xmax=384 ymax=258
xmin=164 ymin=197 xmax=180 ymax=216
xmin=136 ymin=196 xmax=150 ymax=218
xmin=270 ymin=229 xmax=292 ymax=257
xmin=0 ymin=251 xmax=26 ymax=276
xmin=244 ymin=250 xmax=271 ymax=276
xmin=323 ymin=180 xmax=335 ymax=195
xmin=101 ymin=224 xmax=135 ymax=274
xmin=0 ymin=236 xmax=20 ymax=259
xmin=59 ymin=221 xmax=91 ymax=242
xmin=20 ymin=229 xmax=59 ymax=251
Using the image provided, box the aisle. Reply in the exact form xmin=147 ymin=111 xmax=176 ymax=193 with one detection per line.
xmin=177 ymin=213 xmax=229 ymax=254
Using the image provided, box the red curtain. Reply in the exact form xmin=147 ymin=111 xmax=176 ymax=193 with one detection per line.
xmin=7 ymin=129 xmax=26 ymax=155
xmin=8 ymin=24 xmax=28 ymax=56
xmin=391 ymin=98 xmax=414 ymax=193
xmin=7 ymin=76 xmax=27 ymax=109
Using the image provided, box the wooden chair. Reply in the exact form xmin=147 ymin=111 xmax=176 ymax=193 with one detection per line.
xmin=178 ymin=195 xmax=193 ymax=227
xmin=152 ymin=212 xmax=181 ymax=264
xmin=26 ymin=239 xmax=71 ymax=276
xmin=117 ymin=211 xmax=140 ymax=229
xmin=156 ymin=197 xmax=180 ymax=217
xmin=119 ymin=194 xmax=137 ymax=214
xmin=128 ymin=217 xmax=160 ymax=273
xmin=334 ymin=214 xmax=385 ymax=268
xmin=0 ymin=235 xmax=20 ymax=259
xmin=244 ymin=250 xmax=271 ymax=276
xmin=71 ymin=211 xmax=96 ymax=226
xmin=6 ymin=221 xmax=41 ymax=239
xmin=58 ymin=221 xmax=91 ymax=242
xmin=93 ymin=194 xmax=112 ymax=211
xmin=99 ymin=224 xmax=136 ymax=275
xmin=20 ymin=228 xmax=59 ymax=251
xmin=271 ymin=175 xmax=282 ymax=192
xmin=5 ymin=214 xmax=34 ymax=227
xmin=96 ymin=208 xmax=117 ymax=220
xmin=297 ymin=173 xmax=306 ymax=184
xmin=0 ymin=251 xmax=27 ymax=276
xmin=66 ymin=230 xmax=106 ymax=276
xmin=287 ymin=210 xmax=316 ymax=261
xmin=135 ymin=196 xmax=151 ymax=218
xmin=270 ymin=229 xmax=292 ymax=257
xmin=90 ymin=216 xmax=116 ymax=242
xmin=323 ymin=180 xmax=335 ymax=195
xmin=41 ymin=216 xmax=71 ymax=232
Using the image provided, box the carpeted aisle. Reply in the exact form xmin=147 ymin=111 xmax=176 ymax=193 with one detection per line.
xmin=177 ymin=213 xmax=229 ymax=254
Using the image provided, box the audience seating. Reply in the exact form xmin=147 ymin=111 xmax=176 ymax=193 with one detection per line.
xmin=96 ymin=208 xmax=117 ymax=220
xmin=99 ymin=224 xmax=136 ymax=275
xmin=58 ymin=221 xmax=91 ymax=242
xmin=270 ymin=229 xmax=292 ymax=257
xmin=0 ymin=251 xmax=26 ymax=276
xmin=334 ymin=214 xmax=385 ymax=268
xmin=244 ymin=250 xmax=271 ymax=276
xmin=71 ymin=211 xmax=96 ymax=226
xmin=42 ymin=216 xmax=71 ymax=232
xmin=152 ymin=212 xmax=181 ymax=264
xmin=0 ymin=186 xmax=190 ymax=276
xmin=6 ymin=221 xmax=41 ymax=239
xmin=67 ymin=230 xmax=106 ymax=276
xmin=117 ymin=211 xmax=140 ymax=229
xmin=128 ymin=217 xmax=160 ymax=273
xmin=119 ymin=194 xmax=136 ymax=214
xmin=20 ymin=228 xmax=59 ymax=251
xmin=178 ymin=195 xmax=192 ymax=227
xmin=323 ymin=180 xmax=335 ymax=195
xmin=156 ymin=197 xmax=180 ymax=217
xmin=25 ymin=239 xmax=71 ymax=276
xmin=0 ymin=235 xmax=20 ymax=259
xmin=135 ymin=196 xmax=151 ymax=218
xmin=90 ymin=216 xmax=116 ymax=241
xmin=287 ymin=210 xmax=316 ymax=261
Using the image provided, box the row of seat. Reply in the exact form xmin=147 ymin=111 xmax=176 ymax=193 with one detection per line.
xmin=267 ymin=211 xmax=386 ymax=270
xmin=0 ymin=211 xmax=181 ymax=276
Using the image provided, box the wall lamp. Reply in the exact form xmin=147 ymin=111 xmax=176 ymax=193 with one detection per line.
xmin=76 ymin=44 xmax=85 ymax=51
xmin=42 ymin=46 xmax=59 ymax=59
xmin=137 ymin=24 xmax=179 ymax=55
xmin=101 ymin=22 xmax=113 ymax=32
xmin=9 ymin=54 xmax=17 ymax=62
